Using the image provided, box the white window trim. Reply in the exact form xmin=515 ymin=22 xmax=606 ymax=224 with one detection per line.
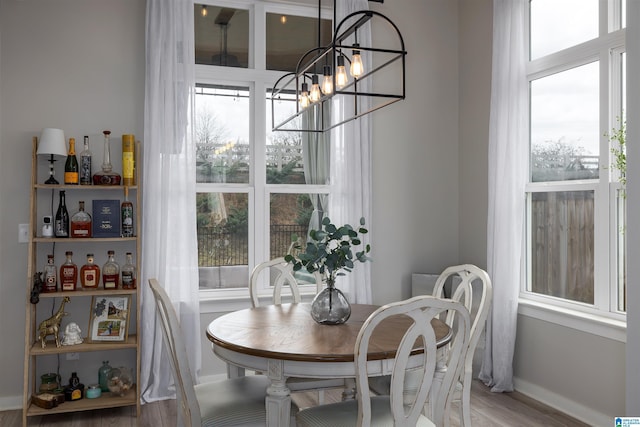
xmin=196 ymin=0 xmax=333 ymax=300
xmin=520 ymin=3 xmax=627 ymax=323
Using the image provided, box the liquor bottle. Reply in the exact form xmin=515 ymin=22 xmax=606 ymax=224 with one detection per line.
xmin=80 ymin=253 xmax=100 ymax=289
xmin=64 ymin=372 xmax=84 ymax=402
xmin=121 ymin=252 xmax=136 ymax=289
xmin=64 ymin=138 xmax=79 ymax=185
xmin=121 ymin=187 xmax=134 ymax=237
xmin=102 ymin=250 xmax=120 ymax=289
xmin=60 ymin=251 xmax=78 ymax=291
xmin=70 ymin=201 xmax=92 ymax=238
xmin=54 ymin=190 xmax=69 ymax=238
xmin=80 ymin=135 xmax=92 ymax=185
xmin=43 ymin=254 xmax=58 ymax=292
xmin=92 ymin=130 xmax=121 ymax=185
xmin=122 ymin=134 xmax=135 ymax=186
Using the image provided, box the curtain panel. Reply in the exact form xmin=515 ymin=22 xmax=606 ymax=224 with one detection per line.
xmin=478 ymin=0 xmax=527 ymax=392
xmin=330 ymin=0 xmax=373 ymax=304
xmin=140 ymin=0 xmax=201 ymax=406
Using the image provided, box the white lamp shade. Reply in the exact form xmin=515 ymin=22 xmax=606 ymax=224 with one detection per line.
xmin=37 ymin=128 xmax=67 ymax=157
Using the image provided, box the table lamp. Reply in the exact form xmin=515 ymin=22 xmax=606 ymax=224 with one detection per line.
xmin=37 ymin=128 xmax=67 ymax=184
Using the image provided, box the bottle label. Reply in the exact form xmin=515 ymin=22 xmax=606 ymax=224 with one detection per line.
xmin=83 ymin=270 xmax=97 ymax=288
xmin=103 ymin=274 xmax=119 ymax=289
xmin=80 ymin=156 xmax=92 ymax=185
xmin=122 ymin=272 xmax=136 ymax=289
xmin=122 ymin=152 xmax=134 ymax=180
xmin=55 ymin=219 xmax=68 ymax=237
xmin=64 ymin=171 xmax=78 ymax=185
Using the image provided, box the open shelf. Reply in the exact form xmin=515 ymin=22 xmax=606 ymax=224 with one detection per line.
xmin=25 ymin=385 xmax=137 ymax=417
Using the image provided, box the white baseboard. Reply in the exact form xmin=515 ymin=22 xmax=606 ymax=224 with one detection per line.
xmin=0 ymin=395 xmax=22 ymax=411
xmin=513 ymin=377 xmax=612 ymax=426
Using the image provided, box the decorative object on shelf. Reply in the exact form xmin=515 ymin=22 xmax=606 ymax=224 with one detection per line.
xmin=285 ymin=216 xmax=371 ymax=324
xmin=92 ymin=130 xmax=121 ymax=185
xmin=122 ymin=134 xmax=136 ymax=186
xmin=43 ymin=254 xmax=58 ymax=293
xmin=36 ymin=296 xmax=70 ymax=348
xmin=80 ymin=135 xmax=92 ymax=185
xmin=107 ymin=366 xmax=133 ymax=397
xmin=88 ymin=295 xmax=130 ymax=342
xmin=71 ymin=201 xmax=92 ymax=238
xmin=270 ymin=0 xmax=406 ymax=132
xmin=30 ymin=272 xmax=44 ymax=304
xmin=92 ymin=199 xmax=121 ymax=237
xmin=39 ymin=373 xmax=61 ymax=393
xmin=36 ymin=128 xmax=67 ymax=184
xmin=64 ymin=372 xmax=84 ymax=401
xmin=102 ymin=250 xmax=120 ymax=289
xmin=54 ymin=190 xmax=70 ymax=238
xmin=42 ymin=215 xmax=54 ymax=237
xmin=60 ymin=251 xmax=78 ymax=291
xmin=98 ymin=360 xmax=113 ymax=392
xmin=121 ymin=252 xmax=136 ymax=289
xmin=61 ymin=322 xmax=83 ymax=346
xmin=64 ymin=137 xmax=79 ymax=185
xmin=80 ymin=253 xmax=100 ymax=289
xmin=85 ymin=384 xmax=102 ymax=399
xmin=121 ymin=187 xmax=134 ymax=237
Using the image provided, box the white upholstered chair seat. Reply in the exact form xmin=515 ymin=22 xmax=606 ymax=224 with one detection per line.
xmin=296 ymin=395 xmax=436 ymax=427
xmin=296 ymin=295 xmax=471 ymax=427
xmin=149 ymin=278 xmax=298 ymax=426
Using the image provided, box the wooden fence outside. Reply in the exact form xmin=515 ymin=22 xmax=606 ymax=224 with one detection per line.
xmin=530 ymin=191 xmax=594 ymax=304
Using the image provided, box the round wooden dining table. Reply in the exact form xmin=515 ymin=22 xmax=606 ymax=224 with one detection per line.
xmin=206 ymin=302 xmax=451 ymax=427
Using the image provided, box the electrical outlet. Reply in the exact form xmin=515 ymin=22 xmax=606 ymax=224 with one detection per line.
xmin=66 ymin=352 xmax=80 ymax=361
xmin=18 ymin=223 xmax=29 ymax=243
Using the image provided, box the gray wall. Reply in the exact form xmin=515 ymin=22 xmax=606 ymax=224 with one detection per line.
xmin=0 ymin=0 xmax=636 ymax=424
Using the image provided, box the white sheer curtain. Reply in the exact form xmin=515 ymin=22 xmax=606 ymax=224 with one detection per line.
xmin=140 ymin=0 xmax=200 ymax=404
xmin=330 ymin=0 xmax=373 ymax=304
xmin=478 ymin=0 xmax=527 ymax=393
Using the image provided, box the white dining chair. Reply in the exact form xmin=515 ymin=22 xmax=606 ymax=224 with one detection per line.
xmin=148 ymin=278 xmax=298 ymax=426
xmin=296 ymin=295 xmax=470 ymax=427
xmin=370 ymin=264 xmax=493 ymax=427
xmin=249 ymin=258 xmax=345 ymax=401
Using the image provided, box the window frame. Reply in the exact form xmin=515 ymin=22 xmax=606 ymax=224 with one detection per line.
xmin=196 ymin=0 xmax=333 ymax=302
xmin=520 ymin=1 xmax=627 ymax=336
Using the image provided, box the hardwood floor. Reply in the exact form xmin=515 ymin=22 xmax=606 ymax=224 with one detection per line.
xmin=1 ymin=380 xmax=588 ymax=426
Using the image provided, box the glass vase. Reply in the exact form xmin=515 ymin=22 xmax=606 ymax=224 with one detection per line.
xmin=310 ymin=279 xmax=351 ymax=325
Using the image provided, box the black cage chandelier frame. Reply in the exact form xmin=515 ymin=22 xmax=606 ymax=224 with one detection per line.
xmin=270 ymin=0 xmax=406 ymax=133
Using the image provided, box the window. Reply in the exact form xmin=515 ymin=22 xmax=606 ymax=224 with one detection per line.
xmin=194 ymin=2 xmax=332 ymax=293
xmin=524 ymin=1 xmax=626 ymax=319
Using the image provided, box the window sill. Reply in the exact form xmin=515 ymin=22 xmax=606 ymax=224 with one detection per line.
xmin=199 ymin=288 xmax=319 ymax=314
xmin=517 ymin=298 xmax=626 ymax=342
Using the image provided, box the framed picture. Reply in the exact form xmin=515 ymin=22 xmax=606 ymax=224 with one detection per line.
xmin=88 ymin=295 xmax=130 ymax=342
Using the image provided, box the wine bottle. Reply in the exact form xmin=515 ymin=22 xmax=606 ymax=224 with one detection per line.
xmin=121 ymin=186 xmax=134 ymax=237
xmin=80 ymin=135 xmax=92 ymax=185
xmin=54 ymin=190 xmax=69 ymax=238
xmin=64 ymin=138 xmax=79 ymax=185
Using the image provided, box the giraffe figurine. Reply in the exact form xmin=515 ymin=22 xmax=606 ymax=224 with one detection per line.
xmin=37 ymin=297 xmax=70 ymax=349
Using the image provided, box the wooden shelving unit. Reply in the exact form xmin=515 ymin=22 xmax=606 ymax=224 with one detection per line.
xmin=22 ymin=137 xmax=142 ymax=426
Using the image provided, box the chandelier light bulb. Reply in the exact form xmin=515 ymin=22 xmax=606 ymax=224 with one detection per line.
xmin=350 ymin=44 xmax=364 ymax=78
xmin=310 ymin=75 xmax=321 ymax=103
xmin=299 ymin=82 xmax=310 ymax=108
xmin=336 ymin=55 xmax=348 ymax=89
xmin=321 ymin=65 xmax=333 ymax=95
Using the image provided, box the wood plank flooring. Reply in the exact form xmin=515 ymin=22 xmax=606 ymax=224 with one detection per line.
xmin=1 ymin=380 xmax=588 ymax=426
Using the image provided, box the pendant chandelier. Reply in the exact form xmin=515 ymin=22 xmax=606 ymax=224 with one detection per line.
xmin=270 ymin=0 xmax=406 ymax=133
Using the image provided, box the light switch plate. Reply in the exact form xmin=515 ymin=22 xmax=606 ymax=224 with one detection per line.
xmin=18 ymin=223 xmax=29 ymax=243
